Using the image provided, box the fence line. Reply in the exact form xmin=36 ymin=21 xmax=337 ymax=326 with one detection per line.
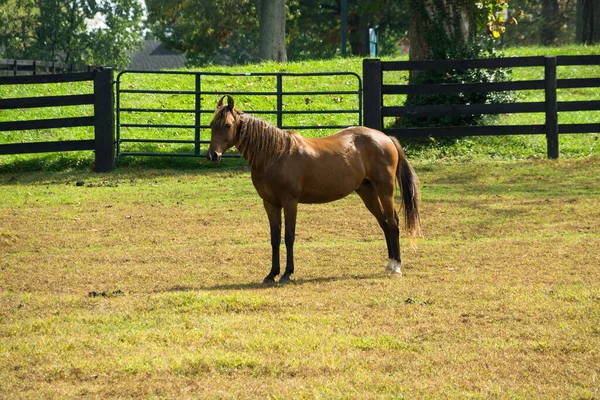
xmin=363 ymin=56 xmax=600 ymax=159
xmin=2 ymin=57 xmax=599 ymax=169
xmin=0 ymin=68 xmax=115 ymax=172
xmin=0 ymin=59 xmax=93 ymax=76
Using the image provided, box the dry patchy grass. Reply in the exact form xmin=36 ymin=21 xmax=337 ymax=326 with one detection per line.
xmin=1 ymin=158 xmax=599 ymax=399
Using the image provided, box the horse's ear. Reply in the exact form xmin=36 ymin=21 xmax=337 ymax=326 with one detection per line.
xmin=217 ymin=95 xmax=226 ymax=107
xmin=227 ymin=95 xmax=234 ymax=109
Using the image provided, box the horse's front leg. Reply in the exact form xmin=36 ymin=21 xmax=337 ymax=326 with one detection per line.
xmin=279 ymin=200 xmax=298 ymax=284
xmin=263 ymin=200 xmax=282 ymax=284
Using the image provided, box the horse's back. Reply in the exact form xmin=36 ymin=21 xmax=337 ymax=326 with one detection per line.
xmin=282 ymin=127 xmax=398 ymax=203
xmin=316 ymin=126 xmax=398 ymax=172
xmin=304 ymin=126 xmax=395 ymax=156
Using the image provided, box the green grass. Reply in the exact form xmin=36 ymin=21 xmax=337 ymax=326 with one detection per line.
xmin=2 ymin=44 xmax=600 ymax=172
xmin=1 ymin=157 xmax=599 ymax=398
xmin=2 ymin=45 xmax=600 ymax=398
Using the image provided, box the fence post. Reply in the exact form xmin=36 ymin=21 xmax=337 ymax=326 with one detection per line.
xmin=363 ymin=58 xmax=382 ymax=131
xmin=276 ymin=74 xmax=283 ymax=128
xmin=93 ymin=68 xmax=115 ymax=172
xmin=545 ymin=56 xmax=559 ymax=159
xmin=194 ymin=73 xmax=201 ymax=156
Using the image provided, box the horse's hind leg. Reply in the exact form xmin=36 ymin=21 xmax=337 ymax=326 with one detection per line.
xmin=371 ymin=179 xmax=402 ymax=275
xmin=356 ymin=180 xmax=400 ymax=273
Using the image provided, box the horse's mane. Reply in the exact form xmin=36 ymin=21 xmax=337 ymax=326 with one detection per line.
xmin=235 ymin=114 xmax=298 ymax=170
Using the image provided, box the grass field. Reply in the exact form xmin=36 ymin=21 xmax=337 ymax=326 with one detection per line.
xmin=1 ymin=44 xmax=600 ymax=398
xmin=1 ymin=156 xmax=599 ymax=398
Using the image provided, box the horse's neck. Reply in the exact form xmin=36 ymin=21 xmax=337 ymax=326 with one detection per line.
xmin=236 ymin=115 xmax=293 ymax=170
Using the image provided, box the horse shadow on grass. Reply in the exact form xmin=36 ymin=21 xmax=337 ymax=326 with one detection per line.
xmin=163 ymin=273 xmax=380 ymax=293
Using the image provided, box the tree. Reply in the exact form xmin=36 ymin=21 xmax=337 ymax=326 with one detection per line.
xmin=257 ymin=0 xmax=287 ymax=61
xmin=576 ymin=0 xmax=600 ymax=44
xmin=147 ymin=0 xmax=288 ymax=64
xmin=347 ymin=1 xmax=408 ymax=56
xmin=0 ymin=0 xmax=38 ymax=59
xmin=286 ymin=0 xmax=343 ymax=59
xmin=146 ymin=0 xmax=258 ymax=64
xmin=147 ymin=0 xmax=410 ymax=64
xmin=87 ymin=0 xmax=146 ymax=68
xmin=0 ymin=0 xmax=144 ymax=68
xmin=501 ymin=0 xmax=576 ymax=46
xmin=287 ymin=0 xmax=408 ymax=59
xmin=540 ymin=0 xmax=560 ymax=45
xmin=401 ymin=0 xmax=515 ymax=128
xmin=407 ymin=0 xmax=478 ymax=62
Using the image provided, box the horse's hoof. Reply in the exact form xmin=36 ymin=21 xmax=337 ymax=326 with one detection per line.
xmin=390 ymin=270 xmax=402 ymax=278
xmin=263 ymin=277 xmax=277 ymax=285
xmin=385 ymin=259 xmax=394 ymax=273
xmin=385 ymin=260 xmax=402 ymax=276
xmin=278 ymin=276 xmax=292 ymax=285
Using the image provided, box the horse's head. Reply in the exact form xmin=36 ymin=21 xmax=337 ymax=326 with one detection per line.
xmin=208 ymin=95 xmax=241 ymax=164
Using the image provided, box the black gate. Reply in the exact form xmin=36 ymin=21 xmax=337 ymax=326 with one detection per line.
xmin=116 ymin=71 xmax=362 ymax=158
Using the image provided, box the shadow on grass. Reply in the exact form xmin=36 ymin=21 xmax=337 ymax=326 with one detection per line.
xmin=0 ymin=152 xmax=250 ymax=184
xmin=163 ymin=273 xmax=380 ymax=293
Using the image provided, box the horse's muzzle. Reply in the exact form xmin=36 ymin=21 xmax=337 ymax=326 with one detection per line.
xmin=207 ymin=150 xmax=222 ymax=164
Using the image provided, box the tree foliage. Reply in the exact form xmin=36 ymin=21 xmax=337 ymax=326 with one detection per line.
xmin=146 ymin=0 xmax=409 ymax=65
xmin=402 ymin=0 xmax=516 ymax=130
xmin=0 ymin=0 xmax=144 ymax=68
xmin=288 ymin=0 xmax=407 ymax=59
xmin=502 ymin=0 xmax=577 ymax=46
xmin=145 ymin=0 xmax=258 ymax=65
xmin=145 ymin=0 xmax=582 ymax=66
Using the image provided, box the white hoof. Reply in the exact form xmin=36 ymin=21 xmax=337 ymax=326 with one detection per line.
xmin=385 ymin=260 xmax=402 ymax=276
xmin=385 ymin=259 xmax=394 ymax=273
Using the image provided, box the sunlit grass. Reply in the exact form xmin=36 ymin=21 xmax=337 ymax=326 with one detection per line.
xmin=1 ymin=157 xmax=599 ymax=398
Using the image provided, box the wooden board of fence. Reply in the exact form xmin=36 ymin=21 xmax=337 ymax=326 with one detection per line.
xmin=363 ymin=56 xmax=600 ymax=159
xmin=0 ymin=68 xmax=115 ymax=172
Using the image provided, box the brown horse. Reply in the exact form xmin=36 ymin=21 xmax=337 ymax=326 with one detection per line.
xmin=208 ymin=95 xmax=421 ymax=284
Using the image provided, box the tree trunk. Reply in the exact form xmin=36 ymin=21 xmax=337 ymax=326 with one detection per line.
xmin=576 ymin=0 xmax=600 ymax=44
xmin=256 ymin=0 xmax=287 ymax=62
xmin=540 ymin=0 xmax=559 ymax=45
xmin=348 ymin=13 xmax=368 ymax=56
xmin=408 ymin=0 xmax=432 ymax=62
xmin=404 ymin=0 xmax=483 ymax=128
xmin=408 ymin=0 xmax=474 ymax=62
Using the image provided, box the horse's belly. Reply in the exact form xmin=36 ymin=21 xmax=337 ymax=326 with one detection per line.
xmin=298 ymin=192 xmax=349 ymax=204
xmin=296 ymin=151 xmax=365 ymax=203
xmin=298 ymin=178 xmax=360 ymax=204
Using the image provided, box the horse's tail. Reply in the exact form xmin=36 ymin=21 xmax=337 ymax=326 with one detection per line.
xmin=390 ymin=136 xmax=422 ymax=242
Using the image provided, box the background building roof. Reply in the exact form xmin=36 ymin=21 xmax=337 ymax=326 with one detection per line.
xmin=128 ymin=40 xmax=186 ymax=70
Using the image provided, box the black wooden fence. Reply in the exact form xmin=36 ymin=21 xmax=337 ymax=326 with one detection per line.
xmin=0 ymin=68 xmax=115 ymax=172
xmin=2 ymin=56 xmax=598 ymax=170
xmin=363 ymin=56 xmax=600 ymax=158
xmin=0 ymin=59 xmax=93 ymax=76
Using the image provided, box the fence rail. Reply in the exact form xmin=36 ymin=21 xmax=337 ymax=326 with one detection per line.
xmin=0 ymin=68 xmax=115 ymax=172
xmin=2 ymin=56 xmax=598 ymax=169
xmin=0 ymin=59 xmax=93 ymax=76
xmin=363 ymin=56 xmax=600 ymax=159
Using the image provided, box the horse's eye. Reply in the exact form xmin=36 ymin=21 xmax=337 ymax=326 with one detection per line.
xmin=225 ymin=123 xmax=232 ymax=128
